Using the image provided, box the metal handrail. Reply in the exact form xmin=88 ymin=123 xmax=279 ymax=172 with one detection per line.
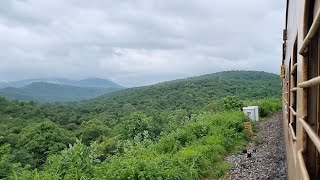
xmin=291 ymin=87 xmax=298 ymax=92
xmin=299 ymin=7 xmax=320 ymax=55
xmin=298 ymin=149 xmax=310 ymax=180
xmin=289 ymin=123 xmax=297 ymax=141
xmin=290 ymin=106 xmax=297 ymax=116
xmin=299 ymin=118 xmax=320 ymax=153
xmin=298 ymin=76 xmax=320 ymax=88
xmin=291 ymin=63 xmax=298 ymax=74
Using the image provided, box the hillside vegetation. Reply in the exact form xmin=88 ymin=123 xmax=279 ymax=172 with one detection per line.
xmin=0 ymin=81 xmax=123 ymax=103
xmin=0 ymin=71 xmax=282 ymax=179
xmin=84 ymin=71 xmax=280 ymax=116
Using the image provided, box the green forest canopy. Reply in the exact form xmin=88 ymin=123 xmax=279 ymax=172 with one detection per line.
xmin=0 ymin=70 xmax=282 ymax=179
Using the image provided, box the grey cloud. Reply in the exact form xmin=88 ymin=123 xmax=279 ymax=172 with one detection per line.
xmin=0 ymin=0 xmax=285 ymax=86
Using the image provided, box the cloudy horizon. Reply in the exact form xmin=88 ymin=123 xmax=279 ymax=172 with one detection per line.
xmin=0 ymin=0 xmax=285 ymax=87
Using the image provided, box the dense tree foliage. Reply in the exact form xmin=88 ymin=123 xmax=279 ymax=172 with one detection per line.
xmin=89 ymin=71 xmax=280 ymax=113
xmin=0 ymin=71 xmax=282 ymax=179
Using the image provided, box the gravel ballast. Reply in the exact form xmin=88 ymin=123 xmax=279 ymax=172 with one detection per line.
xmin=227 ymin=113 xmax=287 ymax=180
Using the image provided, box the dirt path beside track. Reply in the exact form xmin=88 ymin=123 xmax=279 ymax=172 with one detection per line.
xmin=227 ymin=113 xmax=287 ymax=180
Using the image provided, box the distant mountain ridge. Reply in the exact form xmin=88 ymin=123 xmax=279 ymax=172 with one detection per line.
xmin=0 ymin=78 xmax=124 ymax=103
xmin=0 ymin=78 xmax=123 ymax=89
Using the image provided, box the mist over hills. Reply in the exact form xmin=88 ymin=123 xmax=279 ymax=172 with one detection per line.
xmin=0 ymin=78 xmax=123 ymax=89
xmin=0 ymin=71 xmax=281 ymax=104
xmin=0 ymin=78 xmax=124 ymax=103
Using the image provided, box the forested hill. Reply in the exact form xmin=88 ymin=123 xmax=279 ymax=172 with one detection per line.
xmin=85 ymin=70 xmax=281 ymax=113
xmin=0 ymin=82 xmax=122 ymax=103
xmin=186 ymin=70 xmax=280 ymax=81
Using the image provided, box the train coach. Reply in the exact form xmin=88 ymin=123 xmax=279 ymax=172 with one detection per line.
xmin=282 ymin=0 xmax=320 ymax=179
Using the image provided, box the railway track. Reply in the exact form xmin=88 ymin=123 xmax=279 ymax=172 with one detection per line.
xmin=227 ymin=113 xmax=287 ymax=180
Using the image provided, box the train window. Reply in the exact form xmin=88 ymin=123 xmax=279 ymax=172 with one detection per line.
xmin=304 ymin=0 xmax=316 ymax=32
xmin=306 ymin=27 xmax=320 ymax=180
xmin=283 ymin=58 xmax=290 ymax=124
xmin=288 ymin=59 xmax=291 ymax=125
xmin=291 ymin=38 xmax=298 ymax=134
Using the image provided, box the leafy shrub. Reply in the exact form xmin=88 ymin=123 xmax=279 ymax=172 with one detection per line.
xmin=76 ymin=119 xmax=110 ymax=145
xmin=94 ymin=111 xmax=248 ymax=179
xmin=0 ymin=136 xmax=18 ymax=179
xmin=16 ymin=121 xmax=76 ymax=168
xmin=18 ymin=140 xmax=99 ymax=180
xmin=222 ymin=96 xmax=244 ymax=111
xmin=117 ymin=112 xmax=153 ymax=140
xmin=94 ymin=149 xmax=195 ymax=180
xmin=154 ymin=135 xmax=182 ymax=154
xmin=16 ymin=111 xmax=249 ymax=180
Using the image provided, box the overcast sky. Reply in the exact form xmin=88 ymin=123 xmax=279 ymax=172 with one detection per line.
xmin=0 ymin=0 xmax=285 ymax=87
